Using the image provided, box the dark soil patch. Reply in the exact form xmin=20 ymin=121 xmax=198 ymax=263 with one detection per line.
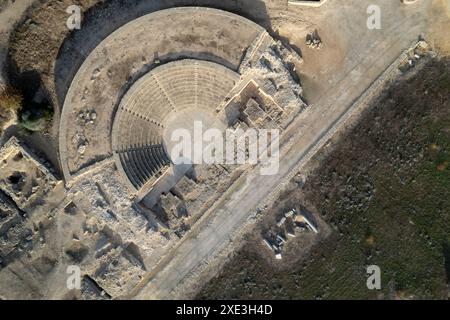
xmin=198 ymin=57 xmax=450 ymax=300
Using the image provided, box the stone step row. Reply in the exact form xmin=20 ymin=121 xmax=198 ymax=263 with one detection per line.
xmin=115 ymin=112 xmax=163 ymax=151
xmin=117 ymin=144 xmax=170 ymax=189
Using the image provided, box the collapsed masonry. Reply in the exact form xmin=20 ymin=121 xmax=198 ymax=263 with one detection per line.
xmin=1 ymin=7 xmax=309 ymax=299
xmin=263 ymin=207 xmax=318 ymax=260
xmin=138 ymin=34 xmax=306 ymax=239
xmin=0 ymin=137 xmax=62 ymax=295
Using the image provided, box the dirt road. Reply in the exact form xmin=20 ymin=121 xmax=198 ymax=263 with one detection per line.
xmin=132 ymin=0 xmax=434 ymax=299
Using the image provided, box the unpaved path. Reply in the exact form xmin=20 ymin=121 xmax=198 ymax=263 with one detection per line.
xmin=132 ymin=0 xmax=436 ymax=299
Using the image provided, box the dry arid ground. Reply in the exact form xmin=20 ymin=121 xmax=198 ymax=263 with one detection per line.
xmin=3 ymin=0 xmax=280 ymax=172
xmin=429 ymin=0 xmax=450 ymax=55
xmin=198 ymin=56 xmax=450 ymax=300
xmin=1 ymin=0 xmax=449 ymax=300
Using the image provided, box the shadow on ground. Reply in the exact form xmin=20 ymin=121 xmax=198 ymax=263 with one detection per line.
xmin=54 ymin=0 xmax=271 ymax=109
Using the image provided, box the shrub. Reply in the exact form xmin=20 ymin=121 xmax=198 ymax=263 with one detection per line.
xmin=19 ymin=103 xmax=54 ymax=132
xmin=0 ymin=85 xmax=23 ymax=113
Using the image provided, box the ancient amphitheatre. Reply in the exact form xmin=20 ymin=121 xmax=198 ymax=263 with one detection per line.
xmin=59 ymin=7 xmax=304 ymax=192
xmin=0 ymin=0 xmax=449 ymax=300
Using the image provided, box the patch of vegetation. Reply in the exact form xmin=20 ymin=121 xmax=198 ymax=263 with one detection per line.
xmin=18 ymin=101 xmax=54 ymax=132
xmin=0 ymin=85 xmax=22 ymax=112
xmin=7 ymin=0 xmax=104 ymax=109
xmin=0 ymin=85 xmax=22 ymax=133
xmin=198 ymin=57 xmax=450 ymax=300
xmin=0 ymin=84 xmax=53 ymax=133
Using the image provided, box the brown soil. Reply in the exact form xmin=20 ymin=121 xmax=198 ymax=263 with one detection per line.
xmin=198 ymin=56 xmax=450 ymax=300
xmin=429 ymin=0 xmax=450 ymax=55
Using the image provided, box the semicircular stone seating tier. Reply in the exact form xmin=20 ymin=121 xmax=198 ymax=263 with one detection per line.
xmin=111 ymin=59 xmax=240 ymax=191
xmin=58 ymin=7 xmax=265 ymax=185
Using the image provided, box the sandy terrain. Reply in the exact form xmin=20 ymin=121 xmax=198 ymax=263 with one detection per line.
xmin=428 ymin=0 xmax=450 ymax=54
xmin=0 ymin=0 xmax=35 ymax=83
xmin=131 ymin=0 xmax=442 ymax=299
xmin=1 ymin=0 xmax=449 ymax=300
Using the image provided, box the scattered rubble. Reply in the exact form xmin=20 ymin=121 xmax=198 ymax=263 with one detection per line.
xmin=305 ymin=30 xmax=322 ymax=50
xmin=262 ymin=208 xmax=318 ymax=260
xmin=399 ymin=41 xmax=434 ymax=72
